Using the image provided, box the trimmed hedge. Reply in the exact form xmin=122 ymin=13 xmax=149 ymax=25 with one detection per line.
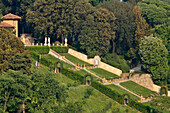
xmin=26 ymin=46 xmax=50 ymax=54
xmin=92 ymin=81 xmax=122 ymax=103
xmin=29 ymin=51 xmax=39 ymax=61
xmin=60 ymin=68 xmax=84 ymax=84
xmin=50 ymin=46 xmax=69 ymax=53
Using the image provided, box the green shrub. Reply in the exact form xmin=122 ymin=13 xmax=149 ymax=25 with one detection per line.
xmin=25 ymin=46 xmax=49 ymax=54
xmin=50 ymin=46 xmax=69 ymax=53
xmin=60 ymin=68 xmax=84 ymax=84
xmin=29 ymin=51 xmax=39 ymax=61
xmin=101 ymin=53 xmax=130 ymax=73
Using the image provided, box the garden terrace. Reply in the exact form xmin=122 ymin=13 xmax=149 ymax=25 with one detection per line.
xmin=106 ymin=84 xmax=140 ymax=99
xmin=87 ymin=68 xmax=119 ymax=80
xmin=120 ymin=81 xmax=156 ymax=97
xmin=59 ymin=53 xmax=93 ymax=66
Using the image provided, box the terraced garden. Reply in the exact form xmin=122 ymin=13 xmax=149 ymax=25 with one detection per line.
xmin=87 ymin=68 xmax=119 ymax=79
xmin=32 ymin=60 xmax=139 ymax=113
xmin=59 ymin=53 xmax=93 ymax=66
xmin=106 ymin=84 xmax=140 ymax=99
xmin=120 ymin=81 xmax=156 ymax=97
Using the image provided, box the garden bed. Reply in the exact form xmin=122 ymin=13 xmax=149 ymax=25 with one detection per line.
xmin=120 ymin=81 xmax=156 ymax=97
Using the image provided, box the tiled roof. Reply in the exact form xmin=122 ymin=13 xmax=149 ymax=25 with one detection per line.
xmin=0 ymin=22 xmax=15 ymax=27
xmin=2 ymin=13 xmax=21 ymax=20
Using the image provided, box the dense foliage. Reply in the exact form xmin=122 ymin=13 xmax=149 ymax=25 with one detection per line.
xmin=139 ymin=36 xmax=169 ymax=85
xmin=138 ymin=0 xmax=170 ymax=27
xmin=25 ymin=46 xmax=49 ymax=54
xmin=0 ymin=28 xmax=25 ymax=74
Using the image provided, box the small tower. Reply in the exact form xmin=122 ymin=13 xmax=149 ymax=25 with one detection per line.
xmin=2 ymin=13 xmax=21 ymax=37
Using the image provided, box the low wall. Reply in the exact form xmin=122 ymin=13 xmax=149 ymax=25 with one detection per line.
xmin=98 ymin=62 xmax=122 ymax=76
xmin=68 ymin=48 xmax=122 ymax=76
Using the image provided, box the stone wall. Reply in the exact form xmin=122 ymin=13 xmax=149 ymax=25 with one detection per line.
xmin=130 ymin=74 xmax=154 ymax=90
xmin=68 ymin=48 xmax=122 ymax=76
xmin=130 ymin=74 xmax=170 ymax=96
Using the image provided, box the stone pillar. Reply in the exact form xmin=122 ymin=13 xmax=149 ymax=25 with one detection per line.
xmin=48 ymin=37 xmax=50 ymax=46
xmin=23 ymin=37 xmax=25 ymax=44
xmin=64 ymin=38 xmax=68 ymax=46
xmin=44 ymin=37 xmax=47 ymax=46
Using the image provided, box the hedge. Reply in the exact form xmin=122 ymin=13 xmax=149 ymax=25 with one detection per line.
xmin=50 ymin=46 xmax=69 ymax=53
xmin=29 ymin=51 xmax=39 ymax=61
xmin=91 ymin=81 xmax=122 ymax=103
xmin=25 ymin=46 xmax=50 ymax=54
xmin=60 ymin=68 xmax=84 ymax=84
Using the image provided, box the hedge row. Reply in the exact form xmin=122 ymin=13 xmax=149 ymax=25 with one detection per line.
xmin=60 ymin=68 xmax=84 ymax=84
xmin=92 ymin=81 xmax=122 ymax=103
xmin=50 ymin=46 xmax=69 ymax=53
xmin=25 ymin=46 xmax=50 ymax=54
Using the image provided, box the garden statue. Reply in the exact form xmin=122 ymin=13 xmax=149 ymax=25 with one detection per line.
xmin=64 ymin=38 xmax=68 ymax=46
xmin=94 ymin=54 xmax=100 ymax=66
xmin=44 ymin=37 xmax=47 ymax=46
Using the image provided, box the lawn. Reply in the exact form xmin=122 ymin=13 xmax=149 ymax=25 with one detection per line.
xmin=120 ymin=81 xmax=156 ymax=97
xmin=67 ymin=86 xmax=139 ymax=113
xmin=59 ymin=53 xmax=93 ymax=66
xmin=41 ymin=54 xmax=73 ymax=68
xmin=106 ymin=84 xmax=140 ymax=99
xmin=87 ymin=68 xmax=119 ymax=80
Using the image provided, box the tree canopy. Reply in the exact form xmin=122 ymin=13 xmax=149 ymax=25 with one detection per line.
xmin=0 ymin=28 xmax=25 ymax=74
xmin=139 ymin=36 xmax=168 ymax=85
xmin=138 ymin=0 xmax=170 ymax=27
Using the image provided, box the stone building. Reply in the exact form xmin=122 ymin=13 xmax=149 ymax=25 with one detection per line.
xmin=0 ymin=13 xmax=21 ymax=37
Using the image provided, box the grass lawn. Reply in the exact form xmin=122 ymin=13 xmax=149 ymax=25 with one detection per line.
xmin=120 ymin=81 xmax=156 ymax=97
xmin=42 ymin=54 xmax=73 ymax=68
xmin=106 ymin=84 xmax=140 ymax=99
xmin=59 ymin=53 xmax=93 ymax=66
xmin=67 ymin=86 xmax=139 ymax=113
xmin=87 ymin=68 xmax=119 ymax=80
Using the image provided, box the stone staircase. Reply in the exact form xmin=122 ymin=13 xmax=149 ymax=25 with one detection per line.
xmin=49 ymin=49 xmax=75 ymax=66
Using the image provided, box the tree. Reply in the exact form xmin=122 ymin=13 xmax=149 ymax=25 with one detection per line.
xmin=27 ymin=0 xmax=95 ymax=43
xmin=98 ymin=0 xmax=135 ymax=55
xmin=0 ymin=70 xmax=32 ymax=112
xmin=126 ymin=6 xmax=150 ymax=67
xmin=8 ymin=52 xmax=32 ymax=75
xmin=78 ymin=8 xmax=116 ymax=57
xmin=138 ymin=0 xmax=169 ymax=27
xmin=153 ymin=23 xmax=170 ymax=51
xmin=0 ymin=28 xmax=24 ymax=74
xmin=139 ymin=36 xmax=168 ymax=85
